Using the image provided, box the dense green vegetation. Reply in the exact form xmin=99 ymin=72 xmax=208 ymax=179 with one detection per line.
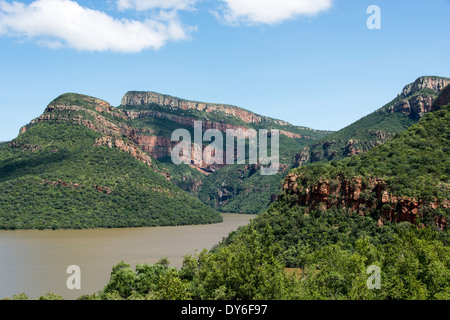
xmin=6 ymin=210 xmax=449 ymax=300
xmin=70 ymin=101 xmax=449 ymax=300
xmin=0 ymin=122 xmax=222 ymax=229
xmin=289 ymin=104 xmax=450 ymax=205
xmin=198 ymin=163 xmax=285 ymax=214
xmin=152 ymin=157 xmax=205 ymax=194
xmin=16 ymin=217 xmax=440 ymax=300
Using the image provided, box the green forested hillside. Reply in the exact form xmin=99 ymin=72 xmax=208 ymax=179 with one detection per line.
xmin=0 ymin=122 xmax=222 ymax=230
xmin=68 ymin=212 xmax=449 ymax=300
xmin=201 ymin=101 xmax=450 ymax=299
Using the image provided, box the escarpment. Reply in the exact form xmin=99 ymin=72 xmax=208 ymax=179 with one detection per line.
xmin=121 ymin=91 xmax=290 ymax=126
xmin=16 ymin=92 xmax=322 ymax=196
xmin=120 ymin=91 xmax=307 ymax=140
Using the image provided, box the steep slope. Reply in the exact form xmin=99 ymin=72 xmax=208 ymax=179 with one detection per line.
xmin=118 ymin=91 xmax=333 ymax=214
xmin=294 ymin=76 xmax=450 ymax=167
xmin=281 ymin=100 xmax=450 ymax=229
xmin=119 ymin=91 xmax=331 ymax=167
xmin=433 ymin=83 xmax=450 ymax=110
xmin=0 ymin=93 xmax=222 ymax=230
xmin=209 ymin=90 xmax=450 ymax=300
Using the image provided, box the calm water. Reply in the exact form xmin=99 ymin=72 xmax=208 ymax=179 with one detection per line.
xmin=0 ymin=213 xmax=253 ymax=300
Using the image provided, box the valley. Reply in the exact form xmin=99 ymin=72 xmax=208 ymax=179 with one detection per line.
xmin=0 ymin=76 xmax=449 ymax=301
xmin=1 ymin=76 xmax=449 ymax=229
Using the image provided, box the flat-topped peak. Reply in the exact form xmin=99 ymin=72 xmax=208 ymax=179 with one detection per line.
xmin=120 ymin=90 xmax=291 ymax=126
xmin=121 ymin=91 xmax=238 ymax=108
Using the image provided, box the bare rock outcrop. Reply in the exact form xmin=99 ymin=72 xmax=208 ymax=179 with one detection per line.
xmin=400 ymin=76 xmax=450 ymax=98
xmin=121 ymin=91 xmax=291 ymax=126
xmin=94 ymin=136 xmax=153 ymax=167
xmin=433 ymin=84 xmax=450 ymax=111
xmin=282 ymin=173 xmax=449 ymax=229
xmin=384 ymin=76 xmax=450 ymax=119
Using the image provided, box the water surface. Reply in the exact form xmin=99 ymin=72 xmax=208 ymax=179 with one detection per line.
xmin=0 ymin=213 xmax=253 ymax=300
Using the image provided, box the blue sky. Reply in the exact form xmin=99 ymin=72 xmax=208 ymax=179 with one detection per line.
xmin=1 ymin=0 xmax=449 ymax=141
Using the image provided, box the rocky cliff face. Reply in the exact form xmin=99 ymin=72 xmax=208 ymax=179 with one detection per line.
xmin=433 ymin=84 xmax=450 ymax=110
xmin=400 ymin=76 xmax=450 ymax=98
xmin=294 ymin=147 xmax=311 ymax=167
xmin=19 ymin=92 xmax=306 ymax=183
xmin=121 ymin=91 xmax=291 ymax=126
xmin=94 ymin=135 xmax=153 ymax=167
xmin=124 ymin=108 xmax=254 ymax=135
xmin=383 ymin=76 xmax=450 ymax=119
xmin=21 ymin=96 xmax=128 ymax=136
xmin=19 ymin=94 xmax=159 ymax=169
xmin=119 ymin=91 xmax=312 ymax=176
xmin=282 ymin=173 xmax=449 ymax=229
xmin=385 ymin=93 xmax=435 ymax=119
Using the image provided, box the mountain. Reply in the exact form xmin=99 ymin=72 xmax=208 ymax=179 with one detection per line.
xmin=1 ymin=76 xmax=448 ymax=229
xmin=0 ymin=93 xmax=222 ymax=230
xmin=222 ymin=88 xmax=450 ymax=264
xmin=0 ymin=90 xmax=331 ymax=229
xmin=293 ymin=76 xmax=450 ymax=167
xmin=118 ymin=91 xmax=333 ymax=214
xmin=193 ymin=76 xmax=450 ymax=214
xmin=281 ymin=86 xmax=450 ymax=230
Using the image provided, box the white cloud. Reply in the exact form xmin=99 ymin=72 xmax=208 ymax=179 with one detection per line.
xmin=117 ymin=0 xmax=197 ymax=11
xmin=217 ymin=0 xmax=334 ymax=25
xmin=0 ymin=0 xmax=194 ymax=52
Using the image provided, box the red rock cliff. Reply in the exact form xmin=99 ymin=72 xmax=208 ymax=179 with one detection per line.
xmin=282 ymin=173 xmax=449 ymax=229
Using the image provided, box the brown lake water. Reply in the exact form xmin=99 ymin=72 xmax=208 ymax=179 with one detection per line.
xmin=0 ymin=213 xmax=253 ymax=300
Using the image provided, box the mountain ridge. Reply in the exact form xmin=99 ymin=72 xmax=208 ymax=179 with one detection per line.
xmin=281 ymin=96 xmax=450 ymax=229
xmin=1 ymin=75 xmax=449 ymax=229
xmin=293 ymin=76 xmax=450 ymax=167
xmin=0 ymin=93 xmax=223 ymax=229
xmin=5 ymin=90 xmax=331 ymax=222
xmin=121 ymin=90 xmax=332 ymax=133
